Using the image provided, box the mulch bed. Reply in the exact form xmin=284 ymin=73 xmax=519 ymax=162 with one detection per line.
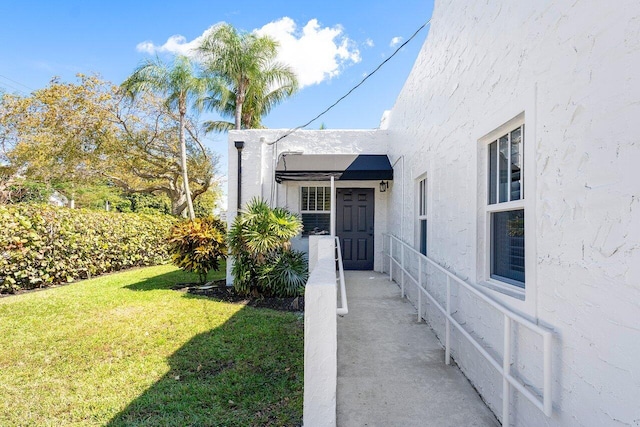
xmin=173 ymin=280 xmax=304 ymax=312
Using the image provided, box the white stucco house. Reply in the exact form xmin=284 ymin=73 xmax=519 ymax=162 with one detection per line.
xmin=227 ymin=0 xmax=640 ymax=425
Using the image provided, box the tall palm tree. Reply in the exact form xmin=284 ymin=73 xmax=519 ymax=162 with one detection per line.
xmin=198 ymin=24 xmax=299 ymax=131
xmin=121 ymin=55 xmax=206 ymax=220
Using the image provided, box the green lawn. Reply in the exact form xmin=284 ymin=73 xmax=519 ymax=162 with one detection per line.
xmin=0 ymin=264 xmax=303 ymax=427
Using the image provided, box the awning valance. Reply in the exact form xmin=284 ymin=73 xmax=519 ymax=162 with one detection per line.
xmin=275 ymin=154 xmax=394 ymax=182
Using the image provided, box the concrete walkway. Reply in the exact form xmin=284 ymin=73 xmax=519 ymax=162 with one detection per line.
xmin=336 ymin=271 xmax=499 ymax=427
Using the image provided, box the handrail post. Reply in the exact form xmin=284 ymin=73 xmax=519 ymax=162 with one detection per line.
xmin=543 ymin=332 xmax=552 ymax=416
xmin=445 ymin=275 xmax=451 ymax=365
xmin=335 ymin=236 xmax=348 ymax=316
xmin=389 ymin=237 xmax=393 ymax=282
xmin=417 ymin=258 xmax=422 ymax=322
xmin=401 ymin=244 xmax=405 ymax=298
xmin=503 ymin=314 xmax=512 ymax=427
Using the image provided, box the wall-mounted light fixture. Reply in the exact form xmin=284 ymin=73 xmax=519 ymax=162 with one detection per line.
xmin=379 ymin=180 xmax=389 ymax=192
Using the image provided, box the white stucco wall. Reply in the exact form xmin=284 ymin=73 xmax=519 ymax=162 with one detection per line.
xmin=227 ymin=129 xmax=391 ymax=283
xmin=304 ymin=236 xmax=338 ymax=427
xmin=385 ymin=1 xmax=640 ymax=426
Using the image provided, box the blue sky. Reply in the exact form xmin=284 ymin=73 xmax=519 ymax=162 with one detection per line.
xmin=0 ymin=0 xmax=434 ymax=179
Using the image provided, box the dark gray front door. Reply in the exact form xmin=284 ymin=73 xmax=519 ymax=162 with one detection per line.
xmin=337 ymin=188 xmax=374 ymax=270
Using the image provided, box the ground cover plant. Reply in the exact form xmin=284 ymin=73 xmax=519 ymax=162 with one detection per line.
xmin=0 ymin=264 xmax=303 ymax=426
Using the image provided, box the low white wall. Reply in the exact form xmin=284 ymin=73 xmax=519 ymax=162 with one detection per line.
xmin=303 ymin=236 xmax=338 ymax=427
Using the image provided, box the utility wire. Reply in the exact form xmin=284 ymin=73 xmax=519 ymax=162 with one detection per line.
xmin=268 ymin=19 xmax=432 ymax=145
xmin=0 ymin=82 xmax=29 ymax=96
xmin=0 ymin=74 xmax=35 ymax=95
xmin=0 ymin=74 xmax=35 ymax=92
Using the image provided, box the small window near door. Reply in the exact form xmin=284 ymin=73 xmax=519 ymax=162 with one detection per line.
xmin=418 ymin=178 xmax=427 ymax=256
xmin=301 ymin=186 xmax=331 ymax=235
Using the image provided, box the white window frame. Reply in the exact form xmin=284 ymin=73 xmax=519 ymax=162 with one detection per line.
xmin=482 ymin=115 xmax=526 ymax=293
xmin=417 ymin=176 xmax=428 ymax=256
xmin=300 ymin=186 xmax=331 ymax=214
xmin=300 ymin=186 xmax=331 ymax=236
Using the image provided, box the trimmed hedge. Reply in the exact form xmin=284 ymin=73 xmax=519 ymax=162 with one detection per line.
xmin=0 ymin=204 xmax=177 ymax=293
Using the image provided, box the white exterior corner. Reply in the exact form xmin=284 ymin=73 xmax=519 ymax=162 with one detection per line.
xmin=228 ymin=0 xmax=640 ymax=425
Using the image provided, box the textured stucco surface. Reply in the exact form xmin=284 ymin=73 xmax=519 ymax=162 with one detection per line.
xmin=227 ymin=1 xmax=640 ymax=425
xmin=384 ymin=0 xmax=640 ymax=426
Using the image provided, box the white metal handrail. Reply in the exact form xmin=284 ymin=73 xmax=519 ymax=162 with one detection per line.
xmin=384 ymin=233 xmax=553 ymax=426
xmin=335 ymin=236 xmax=348 ymax=316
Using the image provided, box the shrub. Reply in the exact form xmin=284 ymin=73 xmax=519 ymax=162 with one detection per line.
xmin=229 ymin=198 xmax=308 ymax=297
xmin=167 ymin=216 xmax=227 ymax=284
xmin=0 ymin=204 xmax=176 ymax=293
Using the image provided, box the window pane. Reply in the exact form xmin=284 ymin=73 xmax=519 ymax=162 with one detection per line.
xmin=419 ymin=179 xmax=427 ymax=216
xmin=498 ymin=136 xmax=509 ymax=203
xmin=323 ymin=187 xmax=331 ymax=210
xmin=302 ymin=213 xmax=330 ymax=235
xmin=301 ymin=187 xmax=309 ymax=211
xmin=488 ymin=141 xmax=497 ymax=204
xmin=309 ymin=187 xmax=316 ymax=210
xmin=420 ymin=219 xmax=427 ymax=256
xmin=492 ymin=209 xmax=525 ymax=286
xmin=510 ymin=127 xmax=522 ymax=201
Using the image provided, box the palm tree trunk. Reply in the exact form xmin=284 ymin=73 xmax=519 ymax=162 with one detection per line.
xmin=179 ymin=111 xmax=195 ymax=220
xmin=235 ymin=100 xmax=243 ymax=130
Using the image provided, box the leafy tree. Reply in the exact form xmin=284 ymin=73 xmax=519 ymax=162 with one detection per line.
xmin=1 ymin=74 xmax=219 ymax=215
xmin=228 ymin=198 xmax=307 ymax=297
xmin=121 ymin=56 xmax=208 ymax=220
xmin=110 ymin=91 xmax=218 ymax=216
xmin=198 ymin=23 xmax=299 ymax=131
xmin=0 ymin=75 xmax=117 ymax=206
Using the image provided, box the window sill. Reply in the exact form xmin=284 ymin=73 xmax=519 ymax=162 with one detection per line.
xmin=479 ymin=279 xmax=525 ymax=301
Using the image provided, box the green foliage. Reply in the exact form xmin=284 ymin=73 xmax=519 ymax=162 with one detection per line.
xmin=3 ymin=179 xmax=52 ymax=204
xmin=122 ymin=192 xmax=171 ymax=215
xmin=168 ymin=216 xmax=227 ymax=284
xmin=229 ymin=198 xmax=307 ymax=297
xmin=193 ymin=189 xmax=219 ymax=218
xmin=198 ymin=23 xmax=299 ymax=131
xmin=0 ymin=204 xmax=176 ymax=293
xmin=259 ymin=250 xmax=309 ymax=297
xmin=121 ymin=55 xmax=209 ymax=220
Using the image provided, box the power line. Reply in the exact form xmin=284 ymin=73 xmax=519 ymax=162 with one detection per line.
xmin=0 ymin=74 xmax=35 ymax=92
xmin=268 ymin=19 xmax=432 ymax=145
xmin=0 ymin=82 xmax=29 ymax=96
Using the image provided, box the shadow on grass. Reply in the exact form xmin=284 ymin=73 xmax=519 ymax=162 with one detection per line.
xmin=106 ymin=304 xmax=303 ymax=427
xmin=125 ymin=266 xmax=227 ymax=292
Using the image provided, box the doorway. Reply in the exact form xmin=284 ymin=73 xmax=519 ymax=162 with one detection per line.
xmin=336 ymin=188 xmax=374 ymax=270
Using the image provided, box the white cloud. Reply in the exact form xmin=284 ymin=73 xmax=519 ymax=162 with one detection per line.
xmin=136 ymin=24 xmax=221 ymax=56
xmin=136 ymin=18 xmax=360 ymax=89
xmin=390 ymin=36 xmax=403 ymax=47
xmin=365 ymin=38 xmax=374 ymax=48
xmin=255 ymin=17 xmax=360 ymax=88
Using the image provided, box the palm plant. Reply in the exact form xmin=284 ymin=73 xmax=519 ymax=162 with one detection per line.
xmin=229 ymin=198 xmax=307 ymax=296
xmin=198 ymin=23 xmax=299 ymax=131
xmin=121 ymin=55 xmax=207 ymax=220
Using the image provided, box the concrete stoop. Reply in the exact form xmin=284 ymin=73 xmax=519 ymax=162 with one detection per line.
xmin=336 ymin=271 xmax=499 ymax=427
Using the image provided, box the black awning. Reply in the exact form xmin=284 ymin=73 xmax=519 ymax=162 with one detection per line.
xmin=275 ymin=154 xmax=394 ymax=182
